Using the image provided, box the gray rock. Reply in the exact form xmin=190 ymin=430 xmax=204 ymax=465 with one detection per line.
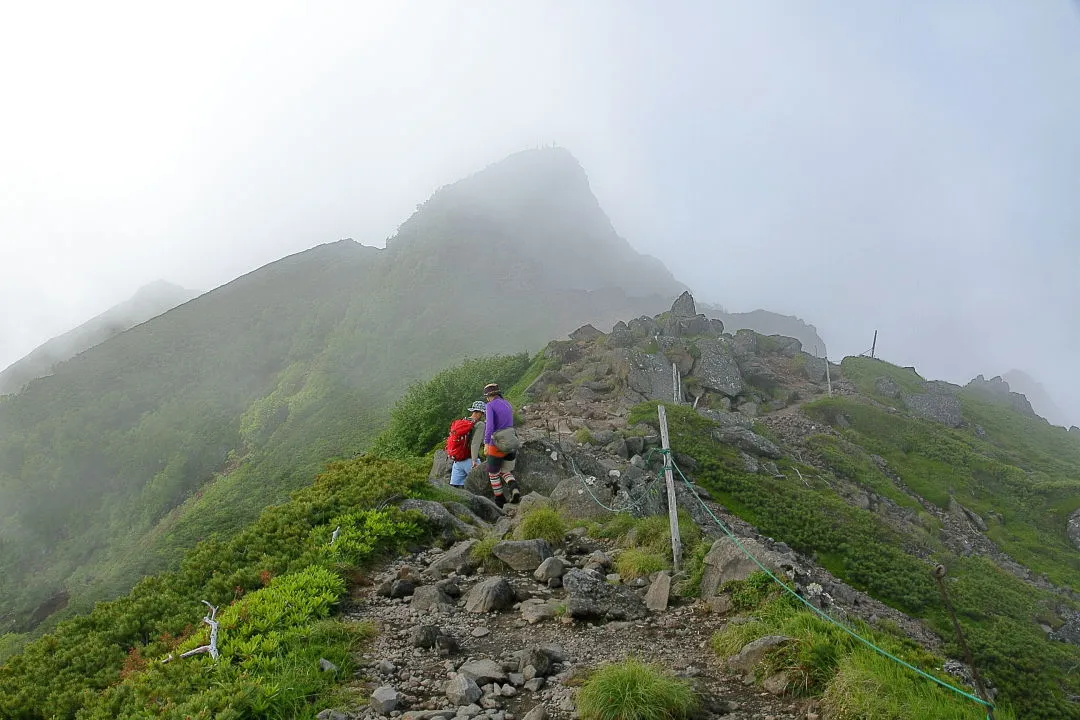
xmin=488 ymin=517 xmax=516 ymax=540
xmin=458 ymin=659 xmax=508 ymax=685
xmin=645 ymin=571 xmax=672 ymax=612
xmin=436 ymin=633 xmax=460 ymax=657
xmin=428 ymin=540 xmax=479 ymax=576
xmin=610 ymin=320 xmax=634 ymax=347
xmin=523 ymin=678 xmax=546 ymax=693
xmin=711 ymin=427 xmax=781 ymax=459
xmin=319 ymin=658 xmax=339 ymax=674
xmin=624 ymin=348 xmax=676 ymax=402
xmin=699 ymin=537 xmax=788 ymax=597
xmin=377 ymin=660 xmax=396 ymax=675
xmin=316 ymin=711 xmax=350 ymax=720
xmin=446 ymin=674 xmax=482 ymax=705
xmin=1069 ymin=509 xmax=1080 ymax=552
xmin=411 ymin=585 xmax=453 ymax=611
xmin=517 ymin=492 xmax=552 ymax=516
xmin=902 ymin=392 xmax=963 ymax=428
xmin=508 ymin=672 xmax=525 ymax=687
xmin=694 ymin=339 xmax=745 ymax=398
xmin=671 ymin=291 xmax=697 ymax=318
xmin=627 ymin=315 xmax=659 ymax=339
xmin=471 ymin=626 xmax=491 ymax=637
xmin=521 ymin=601 xmax=556 ymax=624
xmin=570 ymin=324 xmax=604 ymax=341
xmin=465 ymin=577 xmax=516 ymax=613
xmin=400 ymin=499 xmax=479 ymax=538
xmin=737 ymin=357 xmax=783 ymax=391
xmin=391 ymin=579 xmax=418 ymax=598
xmin=562 ymin=568 xmax=648 ymax=620
xmin=412 ymin=624 xmax=441 ymax=649
xmin=801 ymin=354 xmax=828 ymax=383
xmin=517 ymin=644 xmax=565 ymax=677
xmin=727 ymin=635 xmax=794 ymax=672
xmin=492 ymin=539 xmax=553 ymax=571
xmin=533 ymin=556 xmax=567 ymax=581
xmin=604 ymin=438 xmax=630 ymax=458
xmin=763 ymin=671 xmax=789 ymax=695
xmin=550 ymin=478 xmax=613 ymax=520
xmin=370 ymin=686 xmax=399 ymax=714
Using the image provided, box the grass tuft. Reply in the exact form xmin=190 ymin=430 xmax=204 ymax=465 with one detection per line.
xmin=615 ymin=549 xmax=667 ymax=580
xmin=515 ymin=507 xmax=567 ymax=546
xmin=577 ymin=658 xmax=698 ymax=720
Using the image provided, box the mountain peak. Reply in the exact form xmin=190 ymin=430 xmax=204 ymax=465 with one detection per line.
xmin=389 ymin=148 xmax=685 ymax=300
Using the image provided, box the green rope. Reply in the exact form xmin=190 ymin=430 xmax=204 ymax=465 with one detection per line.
xmin=666 ymin=458 xmax=995 ymax=713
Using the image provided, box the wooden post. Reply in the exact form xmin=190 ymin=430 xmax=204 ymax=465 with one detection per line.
xmin=825 ymin=354 xmax=833 ymax=399
xmin=657 ymin=405 xmax=683 ymax=571
xmin=871 ymin=330 xmax=878 ymax=359
xmin=672 ymin=364 xmax=679 ymax=404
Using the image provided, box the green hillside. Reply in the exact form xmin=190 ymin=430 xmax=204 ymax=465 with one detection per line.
xmin=0 ymin=149 xmax=683 ymax=635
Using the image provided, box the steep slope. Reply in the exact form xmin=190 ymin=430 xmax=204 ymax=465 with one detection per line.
xmin=0 ymin=150 xmax=684 ymax=635
xmin=0 ymin=280 xmax=200 ymax=395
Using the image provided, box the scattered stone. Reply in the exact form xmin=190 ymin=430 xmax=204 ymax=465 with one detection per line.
xmin=471 ymin=627 xmax=491 ymax=638
xmin=521 ymin=602 xmax=556 ymax=624
xmin=508 ymin=672 xmax=525 ymax=687
xmin=436 ymin=633 xmax=460 ymax=657
xmin=377 ymin=660 xmax=397 ymax=675
xmin=370 ymin=686 xmax=400 ymax=714
xmin=492 ymin=540 xmax=553 ymax=571
xmin=500 ymin=685 xmax=517 ymax=697
xmin=458 ymin=659 xmax=509 ymax=685
xmin=427 ymin=540 xmax=479 ymax=576
xmin=391 ymin=578 xmax=419 ymax=599
xmin=318 ymin=658 xmax=339 ymax=674
xmin=445 ymin=674 xmax=482 ymax=706
xmin=523 ymin=677 xmax=546 ymax=692
xmin=533 ymin=556 xmax=566 ymax=581
xmin=411 ymin=585 xmax=453 ymax=611
xmin=316 ymin=710 xmax=349 ymax=720
xmin=762 ymin=672 xmax=788 ymax=695
xmin=465 ymin=577 xmax=516 ymax=613
xmin=645 ymin=571 xmax=672 ymax=612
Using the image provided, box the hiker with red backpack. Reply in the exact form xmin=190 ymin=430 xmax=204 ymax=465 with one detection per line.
xmin=482 ymin=383 xmax=521 ymax=507
xmin=447 ymin=401 xmax=487 ymax=487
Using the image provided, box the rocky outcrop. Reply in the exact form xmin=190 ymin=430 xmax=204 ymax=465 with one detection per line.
xmin=699 ymin=537 xmax=794 ymax=597
xmin=901 ymin=391 xmax=963 ymax=428
xmin=695 ymin=339 xmax=745 ymax=398
xmin=1069 ymin=509 xmax=1080 ymax=552
xmin=966 ymin=375 xmax=1038 ymax=418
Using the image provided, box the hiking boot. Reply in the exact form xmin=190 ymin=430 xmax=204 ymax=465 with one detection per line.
xmin=506 ymin=481 xmax=522 ymax=504
xmin=493 ymin=494 xmax=506 ymax=509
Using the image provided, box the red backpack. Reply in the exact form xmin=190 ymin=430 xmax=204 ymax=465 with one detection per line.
xmin=445 ymin=418 xmax=475 ymax=461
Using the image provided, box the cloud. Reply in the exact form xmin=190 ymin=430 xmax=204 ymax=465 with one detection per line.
xmin=1 ymin=0 xmax=1077 ymax=423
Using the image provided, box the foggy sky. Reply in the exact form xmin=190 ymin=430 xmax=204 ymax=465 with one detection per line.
xmin=2 ymin=1 xmax=1078 ymax=424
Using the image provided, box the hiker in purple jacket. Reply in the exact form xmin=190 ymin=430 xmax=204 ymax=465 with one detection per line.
xmin=482 ymin=383 xmax=520 ymax=507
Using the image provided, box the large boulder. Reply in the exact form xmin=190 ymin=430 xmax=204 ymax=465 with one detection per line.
xmin=570 ymin=324 xmax=604 ymax=342
xmin=624 ymin=348 xmax=676 ymax=402
xmin=671 ymin=291 xmax=697 ymax=318
xmin=799 ymin=353 xmax=827 ymax=383
xmin=550 ymin=478 xmax=614 ymax=521
xmin=562 ymin=568 xmax=648 ymax=621
xmin=465 ymin=577 xmax=516 ymax=613
xmin=427 ymin=540 xmax=479 ymax=576
xmin=411 ymin=585 xmax=454 ymax=611
xmin=457 ymin=659 xmax=508 ymax=685
xmin=445 ymin=674 xmax=482 ymax=705
xmin=699 ymin=537 xmax=791 ymax=597
xmin=399 ymin=499 xmax=479 ymax=539
xmin=492 ymin=539 xmax=552 ymax=571
xmin=694 ymin=339 xmax=745 ymax=398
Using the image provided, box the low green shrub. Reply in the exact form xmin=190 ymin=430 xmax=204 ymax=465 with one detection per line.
xmin=516 ymin=507 xmax=567 ymax=546
xmin=577 ymin=658 xmax=698 ymax=720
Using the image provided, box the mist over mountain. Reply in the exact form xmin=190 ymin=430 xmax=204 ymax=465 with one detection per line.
xmin=0 ymin=281 xmax=200 ymax=395
xmin=0 ymin=149 xmax=690 ymax=633
xmin=1002 ymin=369 xmax=1072 ymax=428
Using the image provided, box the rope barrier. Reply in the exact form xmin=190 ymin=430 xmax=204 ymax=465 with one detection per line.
xmin=559 ymin=427 xmax=992 ymax=714
xmin=663 ymin=456 xmax=995 ymax=715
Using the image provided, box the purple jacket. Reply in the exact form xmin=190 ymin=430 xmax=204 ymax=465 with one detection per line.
xmin=484 ymin=396 xmax=514 ymax=445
